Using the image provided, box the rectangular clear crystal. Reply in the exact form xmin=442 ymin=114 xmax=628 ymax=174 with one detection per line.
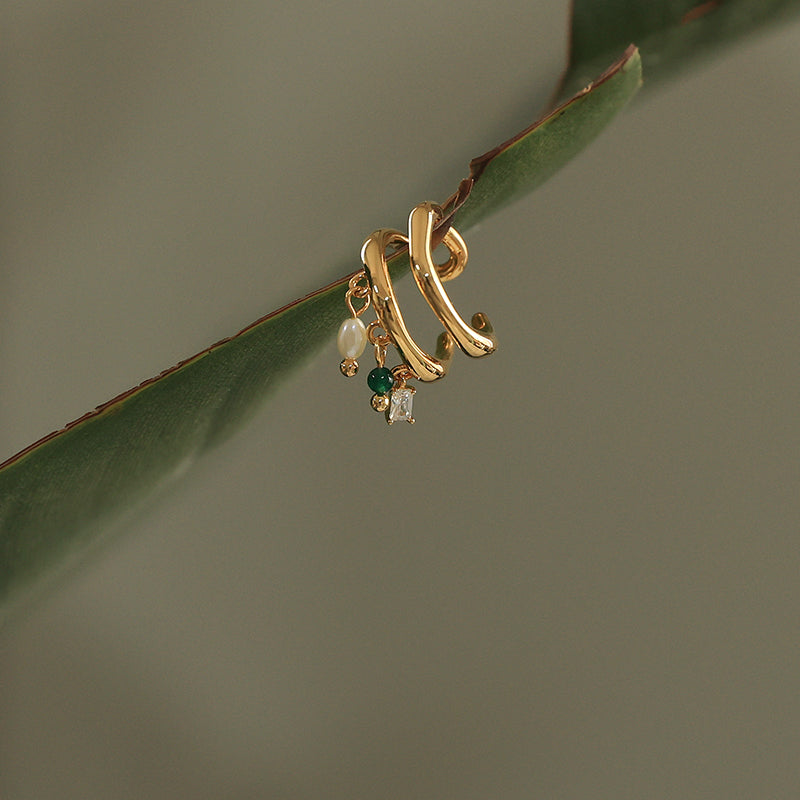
xmin=389 ymin=388 xmax=414 ymax=424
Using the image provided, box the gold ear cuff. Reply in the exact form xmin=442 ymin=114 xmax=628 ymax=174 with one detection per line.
xmin=337 ymin=202 xmax=496 ymax=425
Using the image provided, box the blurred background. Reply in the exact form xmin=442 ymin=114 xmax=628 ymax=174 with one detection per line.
xmin=1 ymin=2 xmax=799 ymax=798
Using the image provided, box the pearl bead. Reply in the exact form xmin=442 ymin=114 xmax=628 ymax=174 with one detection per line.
xmin=337 ymin=317 xmax=367 ymax=359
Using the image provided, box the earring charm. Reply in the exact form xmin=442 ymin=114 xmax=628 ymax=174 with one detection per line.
xmin=337 ymin=273 xmax=371 ymax=376
xmin=338 ymin=201 xmax=496 ymax=424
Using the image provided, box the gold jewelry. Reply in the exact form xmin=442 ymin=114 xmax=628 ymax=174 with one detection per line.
xmin=337 ymin=202 xmax=496 ymax=425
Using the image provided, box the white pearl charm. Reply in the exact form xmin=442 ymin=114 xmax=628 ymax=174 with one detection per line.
xmin=337 ymin=317 xmax=367 ymax=359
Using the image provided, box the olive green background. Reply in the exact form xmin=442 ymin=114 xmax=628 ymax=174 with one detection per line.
xmin=1 ymin=2 xmax=799 ymax=798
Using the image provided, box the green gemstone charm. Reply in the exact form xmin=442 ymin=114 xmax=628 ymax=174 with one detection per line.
xmin=367 ymin=366 xmax=394 ymax=395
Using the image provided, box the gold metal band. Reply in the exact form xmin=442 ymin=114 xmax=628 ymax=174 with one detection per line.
xmin=360 ymin=203 xmax=496 ymax=383
xmin=408 ymin=202 xmax=496 ymax=359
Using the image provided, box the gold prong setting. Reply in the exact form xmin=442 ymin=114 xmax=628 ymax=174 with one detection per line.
xmin=370 ymin=393 xmax=390 ymax=413
xmin=339 ymin=358 xmax=359 ymax=377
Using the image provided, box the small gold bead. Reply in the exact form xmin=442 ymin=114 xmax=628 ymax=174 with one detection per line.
xmin=370 ymin=393 xmax=390 ymax=412
xmin=340 ymin=358 xmax=358 ymax=377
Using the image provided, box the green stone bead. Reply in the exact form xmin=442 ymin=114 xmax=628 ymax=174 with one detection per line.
xmin=367 ymin=367 xmax=394 ymax=395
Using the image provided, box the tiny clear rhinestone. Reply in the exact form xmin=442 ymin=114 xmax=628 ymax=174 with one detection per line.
xmin=389 ymin=387 xmax=414 ymax=424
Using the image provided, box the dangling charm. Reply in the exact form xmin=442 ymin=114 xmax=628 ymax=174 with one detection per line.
xmin=387 ymin=367 xmax=416 ymax=425
xmin=337 ymin=273 xmax=370 ymax=376
xmin=365 ymin=321 xmax=395 ymax=417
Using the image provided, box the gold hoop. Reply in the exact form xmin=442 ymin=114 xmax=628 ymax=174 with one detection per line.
xmin=360 ymin=203 xmax=496 ymax=382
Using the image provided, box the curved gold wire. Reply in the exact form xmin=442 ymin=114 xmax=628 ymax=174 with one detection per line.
xmin=345 ymin=273 xmax=371 ymax=317
xmin=360 ymin=203 xmax=496 ymax=382
xmin=408 ymin=202 xmax=496 ymax=359
xmin=365 ymin=320 xmax=392 ymax=348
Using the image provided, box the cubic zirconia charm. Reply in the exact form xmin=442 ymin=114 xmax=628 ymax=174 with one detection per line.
xmin=388 ymin=387 xmax=415 ymax=425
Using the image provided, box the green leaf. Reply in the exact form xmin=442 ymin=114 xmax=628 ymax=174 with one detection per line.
xmin=561 ymin=0 xmax=800 ymax=98
xmin=0 ymin=48 xmax=642 ymax=608
xmin=456 ymin=46 xmax=641 ymax=232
